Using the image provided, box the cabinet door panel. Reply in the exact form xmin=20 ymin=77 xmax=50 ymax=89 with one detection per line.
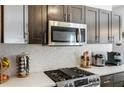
xmin=113 ymin=72 xmax=124 ymax=87
xmin=67 ymin=5 xmax=85 ymax=23
xmin=48 ymin=5 xmax=67 ymax=21
xmin=114 ymin=72 xmax=124 ymax=83
xmin=85 ymin=7 xmax=99 ymax=44
xmin=112 ymin=13 xmax=121 ymax=43
xmin=99 ymin=10 xmax=111 ymax=44
xmin=28 ymin=5 xmax=47 ymax=44
xmin=4 ymin=5 xmax=26 ymax=44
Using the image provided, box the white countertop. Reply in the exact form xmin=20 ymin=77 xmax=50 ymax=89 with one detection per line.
xmin=1 ymin=65 xmax=124 ymax=87
xmin=80 ymin=64 xmax=124 ymax=76
xmin=0 ymin=72 xmax=56 ymax=87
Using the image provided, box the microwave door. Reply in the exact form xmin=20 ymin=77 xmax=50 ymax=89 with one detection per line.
xmin=50 ymin=26 xmax=79 ymax=45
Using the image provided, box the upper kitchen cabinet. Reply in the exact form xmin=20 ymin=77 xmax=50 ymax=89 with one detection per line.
xmin=85 ymin=6 xmax=99 ymax=44
xmin=48 ymin=5 xmax=67 ymax=21
xmin=99 ymin=9 xmax=111 ymax=44
xmin=86 ymin=6 xmax=121 ymax=44
xmin=28 ymin=5 xmax=47 ymax=44
xmin=67 ymin=5 xmax=85 ymax=23
xmin=3 ymin=5 xmax=28 ymax=44
xmin=48 ymin=5 xmax=85 ymax=24
xmin=111 ymin=12 xmax=121 ymax=44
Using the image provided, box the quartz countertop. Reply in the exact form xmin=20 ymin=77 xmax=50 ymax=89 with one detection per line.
xmin=0 ymin=72 xmax=56 ymax=87
xmin=80 ymin=64 xmax=124 ymax=76
xmin=1 ymin=65 xmax=124 ymax=87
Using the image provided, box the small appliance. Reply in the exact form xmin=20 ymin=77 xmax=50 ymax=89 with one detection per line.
xmin=106 ymin=52 xmax=122 ymax=66
xmin=92 ymin=54 xmax=106 ymax=67
xmin=44 ymin=67 xmax=100 ymax=87
xmin=48 ymin=20 xmax=87 ymax=46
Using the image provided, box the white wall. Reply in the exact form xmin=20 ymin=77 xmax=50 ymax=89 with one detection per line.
xmin=0 ymin=44 xmax=112 ymax=76
xmin=89 ymin=5 xmax=112 ymax=11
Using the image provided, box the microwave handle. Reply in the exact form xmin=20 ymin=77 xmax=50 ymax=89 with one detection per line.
xmin=77 ymin=29 xmax=81 ymax=43
xmin=68 ymin=13 xmax=72 ymax=22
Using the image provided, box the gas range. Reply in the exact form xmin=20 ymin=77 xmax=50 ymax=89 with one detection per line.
xmin=44 ymin=67 xmax=100 ymax=87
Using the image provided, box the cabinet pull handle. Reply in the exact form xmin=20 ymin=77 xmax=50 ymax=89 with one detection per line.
xmin=108 ymin=36 xmax=111 ymax=43
xmin=68 ymin=13 xmax=72 ymax=22
xmin=103 ymin=80 xmax=111 ymax=84
xmin=23 ymin=5 xmax=25 ymax=40
xmin=64 ymin=14 xmax=68 ymax=22
xmin=95 ymin=36 xmax=99 ymax=43
xmin=108 ymin=36 xmax=114 ymax=43
xmin=112 ymin=36 xmax=115 ymax=43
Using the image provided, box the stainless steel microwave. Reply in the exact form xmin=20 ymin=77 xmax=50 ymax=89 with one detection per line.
xmin=48 ymin=20 xmax=87 ymax=46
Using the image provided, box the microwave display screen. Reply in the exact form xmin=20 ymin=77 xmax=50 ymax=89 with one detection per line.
xmin=51 ymin=26 xmax=78 ymax=42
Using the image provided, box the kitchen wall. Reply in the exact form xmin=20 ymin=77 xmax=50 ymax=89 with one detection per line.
xmin=89 ymin=5 xmax=112 ymax=10
xmin=0 ymin=44 xmax=112 ymax=76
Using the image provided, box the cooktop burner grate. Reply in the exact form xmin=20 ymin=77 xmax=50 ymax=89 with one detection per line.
xmin=44 ymin=67 xmax=94 ymax=82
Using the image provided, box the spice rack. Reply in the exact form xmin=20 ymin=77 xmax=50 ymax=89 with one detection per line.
xmin=16 ymin=53 xmax=30 ymax=78
xmin=80 ymin=51 xmax=91 ymax=68
xmin=0 ymin=58 xmax=9 ymax=84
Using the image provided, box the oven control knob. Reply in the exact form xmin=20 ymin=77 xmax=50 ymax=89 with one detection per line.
xmin=64 ymin=84 xmax=68 ymax=87
xmin=97 ymin=78 xmax=99 ymax=81
xmin=69 ymin=83 xmax=73 ymax=87
xmin=92 ymin=78 xmax=96 ymax=82
xmin=93 ymin=79 xmax=96 ymax=82
xmin=89 ymin=79 xmax=92 ymax=83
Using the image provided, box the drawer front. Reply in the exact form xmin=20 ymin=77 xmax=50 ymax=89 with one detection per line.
xmin=100 ymin=75 xmax=113 ymax=87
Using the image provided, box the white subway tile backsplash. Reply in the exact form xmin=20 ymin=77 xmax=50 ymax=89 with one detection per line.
xmin=0 ymin=44 xmax=112 ymax=76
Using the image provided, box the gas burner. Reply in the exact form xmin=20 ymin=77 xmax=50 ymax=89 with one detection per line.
xmin=69 ymin=67 xmax=94 ymax=77
xmin=44 ymin=70 xmax=70 ymax=82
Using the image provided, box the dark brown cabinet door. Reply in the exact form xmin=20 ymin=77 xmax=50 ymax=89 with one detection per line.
xmin=48 ymin=5 xmax=85 ymax=23
xmin=0 ymin=6 xmax=4 ymax=43
xmin=111 ymin=13 xmax=121 ymax=43
xmin=85 ymin=6 xmax=99 ymax=44
xmin=67 ymin=5 xmax=85 ymax=23
xmin=101 ymin=75 xmax=113 ymax=87
xmin=99 ymin=9 xmax=111 ymax=44
xmin=0 ymin=6 xmax=2 ymax=43
xmin=48 ymin=5 xmax=67 ymax=21
xmin=28 ymin=5 xmax=47 ymax=44
xmin=113 ymin=72 xmax=124 ymax=87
